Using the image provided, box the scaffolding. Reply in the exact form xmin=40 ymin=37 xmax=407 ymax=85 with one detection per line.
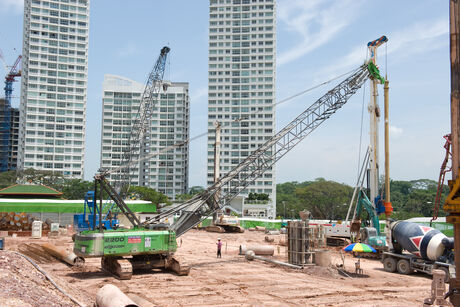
xmin=286 ymin=220 xmax=326 ymax=266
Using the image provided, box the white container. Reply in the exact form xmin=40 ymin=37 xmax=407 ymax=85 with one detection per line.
xmin=50 ymin=223 xmax=59 ymax=232
xmin=31 ymin=221 xmax=43 ymax=238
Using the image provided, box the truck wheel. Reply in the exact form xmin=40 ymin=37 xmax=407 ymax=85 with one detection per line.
xmin=383 ymin=257 xmax=397 ymax=273
xmin=438 ymin=266 xmax=450 ymax=283
xmin=397 ymin=259 xmax=412 ymax=275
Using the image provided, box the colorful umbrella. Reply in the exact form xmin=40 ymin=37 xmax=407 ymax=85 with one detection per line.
xmin=343 ymin=243 xmax=376 ymax=253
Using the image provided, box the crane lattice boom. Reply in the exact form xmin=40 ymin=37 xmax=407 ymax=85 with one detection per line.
xmin=112 ymin=47 xmax=170 ymax=196
xmin=148 ymin=63 xmax=371 ymax=237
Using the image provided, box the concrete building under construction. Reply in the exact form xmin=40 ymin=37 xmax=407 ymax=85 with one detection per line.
xmin=0 ymin=98 xmax=19 ymax=171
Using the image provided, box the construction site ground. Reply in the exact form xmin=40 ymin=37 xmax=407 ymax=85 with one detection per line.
xmin=1 ymin=229 xmax=434 ymax=306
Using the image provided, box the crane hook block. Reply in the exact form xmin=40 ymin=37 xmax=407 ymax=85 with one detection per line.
xmin=367 ymin=62 xmax=386 ymax=84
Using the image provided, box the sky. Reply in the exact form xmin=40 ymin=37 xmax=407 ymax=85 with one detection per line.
xmin=0 ymin=0 xmax=451 ymax=188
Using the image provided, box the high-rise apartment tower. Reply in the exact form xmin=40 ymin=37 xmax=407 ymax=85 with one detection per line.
xmin=19 ymin=0 xmax=90 ymax=178
xmin=100 ymin=75 xmax=190 ymax=201
xmin=207 ymin=0 xmax=276 ymax=218
xmin=0 ymin=99 xmax=19 ymax=171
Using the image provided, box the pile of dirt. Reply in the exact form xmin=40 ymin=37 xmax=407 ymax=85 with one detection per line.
xmin=0 ymin=250 xmax=75 ymax=306
xmin=303 ymin=264 xmax=343 ymax=279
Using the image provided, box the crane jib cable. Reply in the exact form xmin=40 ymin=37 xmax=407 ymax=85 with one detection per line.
xmin=103 ymin=65 xmax=363 ymax=178
xmin=167 ymin=64 xmax=371 ymax=236
xmin=104 ymin=131 xmax=207 ymax=176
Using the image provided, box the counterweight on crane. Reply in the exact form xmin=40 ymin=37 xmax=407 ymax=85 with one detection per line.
xmin=74 ymin=60 xmax=383 ymax=280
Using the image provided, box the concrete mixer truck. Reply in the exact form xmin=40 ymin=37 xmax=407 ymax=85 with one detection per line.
xmin=382 ymin=220 xmax=455 ymax=282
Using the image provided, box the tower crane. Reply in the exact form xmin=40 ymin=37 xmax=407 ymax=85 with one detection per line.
xmin=74 ymin=57 xmax=385 ymax=279
xmin=0 ymin=51 xmax=21 ymax=172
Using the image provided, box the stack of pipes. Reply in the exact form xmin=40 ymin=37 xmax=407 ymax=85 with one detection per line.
xmin=0 ymin=212 xmax=40 ymax=231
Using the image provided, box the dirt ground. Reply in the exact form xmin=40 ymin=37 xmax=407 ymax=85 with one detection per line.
xmin=1 ymin=229 xmax=436 ymax=306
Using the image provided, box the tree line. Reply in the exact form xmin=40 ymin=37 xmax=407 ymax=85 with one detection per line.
xmin=276 ymin=178 xmax=448 ymax=220
xmin=0 ymin=169 xmax=169 ymax=206
xmin=0 ymin=169 xmax=449 ymax=220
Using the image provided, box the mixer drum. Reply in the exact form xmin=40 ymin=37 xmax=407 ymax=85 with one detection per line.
xmin=391 ymin=221 xmax=447 ymax=261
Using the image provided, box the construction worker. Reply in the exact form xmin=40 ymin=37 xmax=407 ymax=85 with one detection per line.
xmin=216 ymin=238 xmax=222 ymax=258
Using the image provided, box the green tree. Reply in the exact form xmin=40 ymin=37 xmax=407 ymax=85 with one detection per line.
xmin=128 ymin=186 xmax=171 ymax=206
xmin=275 ymin=178 xmax=447 ymax=220
xmin=294 ymin=179 xmax=352 ymax=219
xmin=276 ymin=181 xmax=312 ymax=217
xmin=256 ymin=193 xmax=269 ymax=201
xmin=175 ymin=193 xmax=193 ymax=202
xmin=0 ymin=170 xmax=17 ymax=189
xmin=19 ymin=168 xmax=66 ymax=187
xmin=389 ymin=178 xmax=446 ymax=218
xmin=60 ymin=179 xmax=94 ymax=199
xmin=189 ymin=186 xmax=205 ymax=195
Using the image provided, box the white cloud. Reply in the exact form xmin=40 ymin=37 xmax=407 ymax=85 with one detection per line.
xmin=0 ymin=0 xmax=23 ymax=13
xmin=277 ymin=0 xmax=363 ymax=66
xmin=316 ymin=18 xmax=449 ymax=80
xmin=389 ymin=125 xmax=403 ymax=139
xmin=387 ymin=19 xmax=448 ymax=56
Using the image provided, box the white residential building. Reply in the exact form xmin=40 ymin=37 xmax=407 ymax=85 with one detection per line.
xmin=207 ymin=0 xmax=276 ymax=218
xmin=100 ymin=75 xmax=190 ymax=200
xmin=18 ymin=0 xmax=90 ymax=178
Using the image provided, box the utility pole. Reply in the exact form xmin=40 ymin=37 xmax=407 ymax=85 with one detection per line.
xmin=212 ymin=121 xmax=221 ymax=224
xmin=446 ymin=1 xmax=460 ymax=304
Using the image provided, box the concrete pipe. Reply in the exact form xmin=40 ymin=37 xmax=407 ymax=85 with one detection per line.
xmin=41 ymin=243 xmax=84 ymax=266
xmin=96 ymin=284 xmax=138 ymax=307
xmin=245 ymin=250 xmax=302 ymax=270
xmin=314 ymin=249 xmax=331 ymax=267
xmin=267 ymin=230 xmax=280 ymax=235
xmin=264 ymin=236 xmax=275 ymax=243
xmin=239 ymin=244 xmax=274 ymax=256
xmin=255 ymin=226 xmax=266 ymax=232
xmin=245 ymin=250 xmax=256 ymax=260
xmin=127 ymin=294 xmax=155 ymax=307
